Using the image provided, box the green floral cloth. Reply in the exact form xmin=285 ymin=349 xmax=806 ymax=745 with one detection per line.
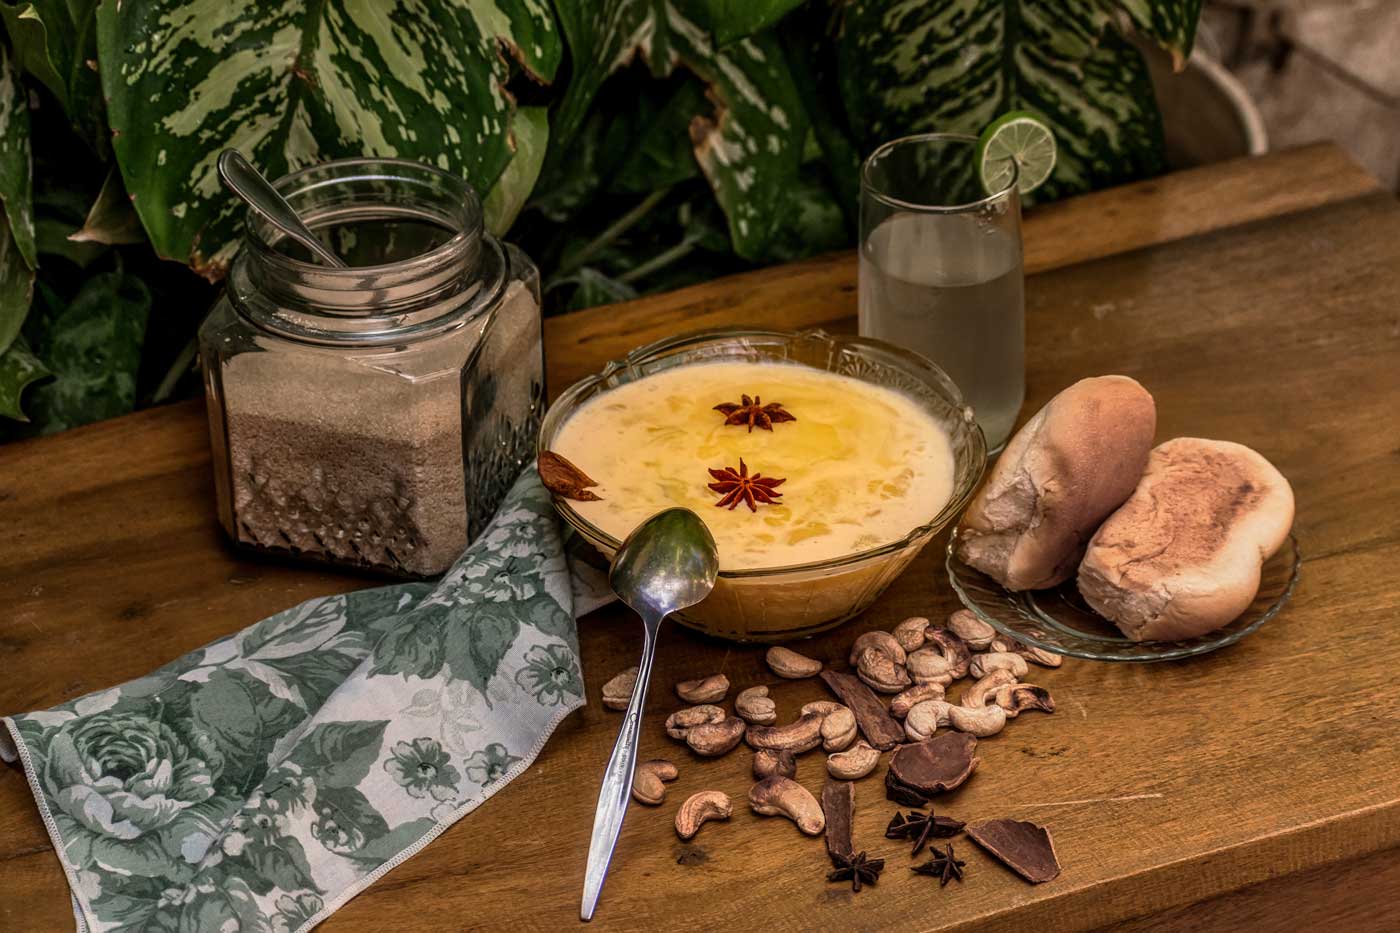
xmin=1 ymin=469 xmax=612 ymax=933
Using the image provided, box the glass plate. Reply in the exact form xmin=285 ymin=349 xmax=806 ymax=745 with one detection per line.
xmin=944 ymin=527 xmax=1301 ymax=662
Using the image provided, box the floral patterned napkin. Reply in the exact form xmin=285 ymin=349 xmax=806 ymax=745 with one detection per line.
xmin=1 ymin=469 xmax=613 ymax=933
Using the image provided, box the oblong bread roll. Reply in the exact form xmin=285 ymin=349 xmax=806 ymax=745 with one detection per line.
xmin=1078 ymin=438 xmax=1295 ymax=641
xmin=957 ymin=375 xmax=1157 ymax=591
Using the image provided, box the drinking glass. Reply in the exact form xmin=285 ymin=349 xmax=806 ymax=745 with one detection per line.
xmin=859 ymin=133 xmax=1025 ymax=452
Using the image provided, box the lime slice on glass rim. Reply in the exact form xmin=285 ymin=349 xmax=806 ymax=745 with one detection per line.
xmin=977 ymin=111 xmax=1057 ymax=195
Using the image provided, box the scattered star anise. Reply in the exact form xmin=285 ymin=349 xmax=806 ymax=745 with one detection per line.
xmin=912 ymin=843 xmax=966 ymax=887
xmin=707 ymin=458 xmax=785 ymax=512
xmin=885 ymin=810 xmax=966 ymax=857
xmin=713 ymin=394 xmax=797 ymax=432
xmin=827 ymin=850 xmax=885 ymax=892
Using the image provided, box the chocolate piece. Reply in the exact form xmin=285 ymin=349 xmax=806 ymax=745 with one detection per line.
xmin=820 ymin=670 xmax=904 ymax=750
xmin=884 ymin=768 xmax=929 ymax=807
xmin=966 ymin=819 xmax=1061 ymax=884
xmin=538 ymin=451 xmax=602 ymax=501
xmin=887 ymin=733 xmax=979 ymax=795
xmin=821 ymin=779 xmax=855 ymax=864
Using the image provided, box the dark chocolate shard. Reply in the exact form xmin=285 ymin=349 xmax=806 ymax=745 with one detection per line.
xmin=887 ymin=732 xmax=979 ymax=795
xmin=538 ymin=451 xmax=603 ymax=501
xmin=884 ymin=768 xmax=929 ymax=807
xmin=820 ymin=670 xmax=904 ymax=750
xmin=966 ymin=819 xmax=1061 ymax=884
xmin=821 ymin=779 xmax=855 ymax=865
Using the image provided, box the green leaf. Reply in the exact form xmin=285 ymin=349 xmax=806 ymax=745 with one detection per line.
xmin=0 ymin=214 xmax=34 ymax=357
xmin=96 ymin=0 xmax=562 ymax=277
xmin=0 ymin=0 xmax=107 ymax=157
xmin=610 ymin=79 xmax=706 ymax=195
xmin=687 ymin=0 xmax=807 ymax=45
xmin=441 ymin=603 xmax=518 ymax=698
xmin=551 ymin=267 xmax=639 ymax=312
xmin=21 ymin=270 xmax=149 ymax=433
xmin=68 ymin=168 xmax=145 ymax=245
xmin=483 ymin=106 xmax=548 ymax=236
xmin=0 ymin=335 xmax=49 ymax=420
xmin=0 ymin=36 xmax=37 ymax=272
xmin=836 ymin=0 xmax=1169 ymax=202
xmin=552 ymin=0 xmax=812 ymax=259
xmin=1119 ymin=0 xmax=1202 ymax=68
xmin=34 ymin=214 xmax=106 ymax=267
xmin=291 ymin=720 xmax=388 ymax=789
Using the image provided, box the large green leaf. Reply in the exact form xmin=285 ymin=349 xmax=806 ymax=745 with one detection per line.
xmin=552 ymin=0 xmax=811 ymax=260
xmin=1119 ymin=0 xmax=1201 ymax=68
xmin=69 ymin=168 xmax=145 ymax=245
xmin=0 ymin=335 xmax=49 ymax=420
xmin=0 ymin=0 xmax=107 ymax=156
xmin=0 ymin=35 xmax=36 ymax=279
xmin=688 ymin=0 xmax=807 ymax=45
xmin=0 ymin=206 xmax=31 ymax=356
xmin=483 ymin=106 xmax=548 ymax=236
xmin=836 ymin=0 xmax=1168 ymax=202
xmin=96 ymin=0 xmax=562 ymax=278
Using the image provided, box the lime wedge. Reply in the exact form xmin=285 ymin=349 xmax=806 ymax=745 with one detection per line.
xmin=977 ymin=111 xmax=1057 ymax=196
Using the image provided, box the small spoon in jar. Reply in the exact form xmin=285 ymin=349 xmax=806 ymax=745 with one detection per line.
xmin=580 ymin=508 xmax=719 ymax=921
xmin=216 ymin=149 xmax=345 ymax=268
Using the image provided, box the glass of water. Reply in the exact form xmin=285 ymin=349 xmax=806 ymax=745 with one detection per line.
xmin=859 ymin=133 xmax=1024 ymax=452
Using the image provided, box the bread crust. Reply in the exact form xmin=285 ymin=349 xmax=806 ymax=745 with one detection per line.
xmin=1077 ymin=438 xmax=1295 ymax=641
xmin=957 ymin=375 xmax=1157 ymax=590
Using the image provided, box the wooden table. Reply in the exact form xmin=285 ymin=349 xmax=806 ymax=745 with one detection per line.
xmin=3 ymin=143 xmax=1398 ymax=932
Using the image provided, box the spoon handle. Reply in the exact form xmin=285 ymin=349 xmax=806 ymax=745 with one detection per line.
xmin=580 ymin=611 xmax=663 ymax=921
xmin=216 ymin=150 xmax=346 ymax=268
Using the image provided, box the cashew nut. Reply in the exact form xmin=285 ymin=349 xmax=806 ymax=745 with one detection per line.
xmin=735 ymin=685 xmax=777 ymax=725
xmin=947 ymin=609 xmax=995 ymax=650
xmin=961 ymin=669 xmax=1018 ymax=708
xmin=906 ymin=648 xmax=956 ymax=685
xmin=676 ymin=673 xmax=730 ymax=704
xmin=675 ymin=790 xmax=732 ymax=840
xmin=753 ymin=748 xmax=797 ymax=780
xmin=989 ymin=634 xmax=1018 ymax=654
xmin=766 ymin=646 xmax=823 ymax=679
xmin=1017 ymin=643 xmax=1064 ymax=668
xmin=686 ymin=716 xmax=747 ymax=757
xmin=903 ymin=699 xmax=952 ymax=741
xmin=892 ymin=616 xmax=931 ymax=652
xmin=890 ymin=683 xmax=946 ymax=718
xmin=947 ymin=702 xmax=1008 ymax=737
xmin=602 ymin=666 xmax=638 ymax=710
xmin=848 ymin=630 xmax=906 ymax=667
xmin=745 ymin=713 xmax=824 ymax=753
xmin=665 ymin=704 xmax=725 ymax=740
xmin=970 ymin=651 xmax=1029 ymax=679
xmin=631 ymin=759 xmax=678 ymax=805
xmin=820 ymin=706 xmax=858 ymax=752
xmin=855 ymin=646 xmax=910 ymax=693
xmin=826 ymin=740 xmax=881 ymax=780
xmin=924 ymin=628 xmax=973 ymax=679
xmin=993 ymin=683 xmax=1056 ymax=717
xmin=748 ymin=776 xmax=825 ymax=835
xmin=800 ymin=700 xmax=842 ymax=718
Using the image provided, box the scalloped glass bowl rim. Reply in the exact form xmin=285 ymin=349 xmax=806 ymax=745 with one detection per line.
xmin=539 ymin=326 xmax=987 ymax=579
xmin=944 ymin=527 xmax=1302 ymax=662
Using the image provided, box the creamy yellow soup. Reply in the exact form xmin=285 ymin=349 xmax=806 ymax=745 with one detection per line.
xmin=551 ymin=361 xmax=956 ymax=570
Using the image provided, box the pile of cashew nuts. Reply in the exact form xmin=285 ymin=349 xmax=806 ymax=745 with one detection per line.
xmin=599 ymin=609 xmax=1061 ymax=843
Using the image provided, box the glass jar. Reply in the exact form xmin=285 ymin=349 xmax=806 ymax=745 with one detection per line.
xmin=198 ymin=158 xmax=543 ymax=578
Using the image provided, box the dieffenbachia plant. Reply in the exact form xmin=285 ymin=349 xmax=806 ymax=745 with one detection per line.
xmin=0 ymin=0 xmax=1199 ymax=430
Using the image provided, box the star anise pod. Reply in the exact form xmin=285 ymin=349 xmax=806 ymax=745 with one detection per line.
xmin=827 ymin=850 xmax=884 ymax=892
xmin=885 ymin=810 xmax=965 ymax=856
xmin=713 ymin=394 xmax=797 ymax=432
xmin=912 ymin=843 xmax=966 ymax=887
xmin=707 ymin=458 xmax=785 ymax=512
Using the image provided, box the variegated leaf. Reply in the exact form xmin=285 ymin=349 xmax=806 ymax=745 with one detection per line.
xmin=0 ymin=36 xmax=36 ymax=277
xmin=0 ymin=0 xmax=107 ymax=155
xmin=552 ymin=0 xmax=810 ymax=259
xmin=837 ymin=0 xmax=1166 ymax=202
xmin=0 ymin=335 xmax=49 ymax=421
xmin=484 ymin=106 xmax=548 ymax=236
xmin=1118 ymin=0 xmax=1202 ymax=69
xmin=688 ymin=0 xmax=807 ymax=45
xmin=96 ymin=0 xmax=562 ymax=278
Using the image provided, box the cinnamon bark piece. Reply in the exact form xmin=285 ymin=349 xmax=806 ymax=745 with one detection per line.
xmin=819 ymin=670 xmax=904 ymax=751
xmin=821 ymin=779 xmax=855 ymax=864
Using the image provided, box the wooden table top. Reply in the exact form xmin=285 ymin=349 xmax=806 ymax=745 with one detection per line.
xmin=3 ymin=142 xmax=1398 ymax=932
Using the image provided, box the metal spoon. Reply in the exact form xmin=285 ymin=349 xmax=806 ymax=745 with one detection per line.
xmin=580 ymin=508 xmax=719 ymax=922
xmin=216 ymin=149 xmax=345 ymax=268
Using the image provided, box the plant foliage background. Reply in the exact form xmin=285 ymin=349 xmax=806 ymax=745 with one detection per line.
xmin=0 ymin=0 xmax=1199 ymax=438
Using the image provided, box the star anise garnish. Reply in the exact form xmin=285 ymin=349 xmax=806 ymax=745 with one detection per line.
xmin=707 ymin=459 xmax=785 ymax=512
xmin=826 ymin=850 xmax=884 ymax=892
xmin=885 ymin=810 xmax=965 ymax=857
xmin=713 ymin=394 xmax=797 ymax=432
xmin=912 ymin=843 xmax=966 ymax=886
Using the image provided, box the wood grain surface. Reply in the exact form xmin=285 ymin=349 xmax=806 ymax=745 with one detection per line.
xmin=2 ymin=144 xmax=1398 ymax=932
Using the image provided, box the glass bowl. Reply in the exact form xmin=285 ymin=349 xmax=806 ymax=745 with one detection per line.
xmin=945 ymin=526 xmax=1301 ymax=661
xmin=539 ymin=327 xmax=988 ymax=642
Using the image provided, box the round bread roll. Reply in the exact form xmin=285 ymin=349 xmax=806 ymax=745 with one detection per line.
xmin=957 ymin=375 xmax=1157 ymax=591
xmin=1077 ymin=438 xmax=1295 ymax=641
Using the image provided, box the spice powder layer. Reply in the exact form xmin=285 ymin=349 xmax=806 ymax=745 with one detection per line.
xmin=552 ymin=361 xmax=955 ymax=570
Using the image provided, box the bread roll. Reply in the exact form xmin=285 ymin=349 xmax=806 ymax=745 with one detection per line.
xmin=957 ymin=375 xmax=1156 ymax=591
xmin=1078 ymin=438 xmax=1294 ymax=641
